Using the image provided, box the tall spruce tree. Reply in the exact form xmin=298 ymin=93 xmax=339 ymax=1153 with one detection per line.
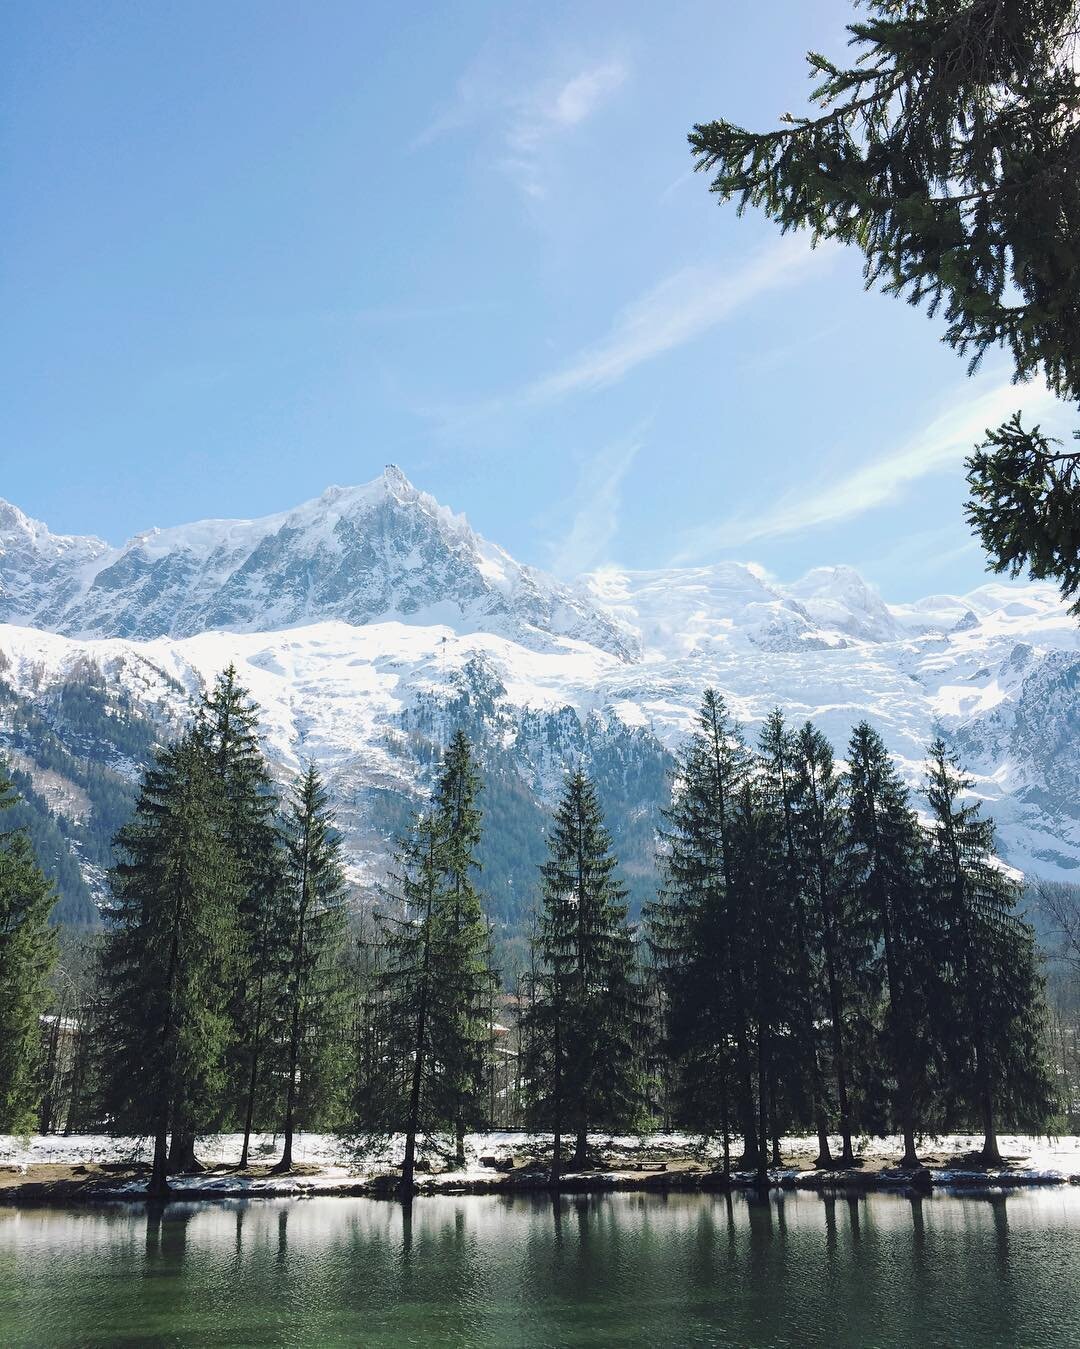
xmin=790 ymin=722 xmax=867 ymax=1166
xmin=922 ymin=739 xmax=1056 ymax=1161
xmin=430 ymin=731 xmax=494 ymax=1167
xmin=366 ymin=811 xmax=447 ymax=1195
xmin=196 ymin=666 xmax=284 ymax=1169
xmin=100 ymin=732 xmax=241 ymax=1196
xmin=649 ymin=737 xmax=735 ymax=1170
xmin=355 ymin=733 xmax=494 ymax=1192
xmin=757 ymin=711 xmax=834 ymax=1168
xmin=844 ymin=722 xmax=937 ymax=1167
xmin=0 ymin=772 xmax=57 ymax=1134
xmin=730 ymin=775 xmax=792 ymax=1185
xmin=689 ymin=0 xmax=1080 ymax=611
xmin=524 ymin=770 xmax=643 ymax=1181
xmin=272 ymin=765 xmax=348 ymax=1172
xmin=649 ymin=691 xmax=759 ymax=1169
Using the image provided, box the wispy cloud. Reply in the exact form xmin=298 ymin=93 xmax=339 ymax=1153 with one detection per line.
xmin=854 ymin=523 xmax=981 ymax=581
xmin=547 ymin=434 xmax=642 ymax=576
xmin=413 ymin=236 xmax=831 ymax=447
xmin=673 ymin=376 xmax=1066 ymax=560
xmin=658 ymin=168 xmax=693 ymax=204
xmin=502 ymin=59 xmax=628 ymax=199
xmin=412 ymin=54 xmax=629 ymax=200
xmin=523 ymin=235 xmax=830 ymax=404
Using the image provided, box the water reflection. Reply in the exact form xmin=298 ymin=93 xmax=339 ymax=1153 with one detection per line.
xmin=0 ymin=1189 xmax=1077 ymax=1347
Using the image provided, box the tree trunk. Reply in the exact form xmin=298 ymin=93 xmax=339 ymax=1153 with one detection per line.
xmin=571 ymin=1123 xmax=588 ymax=1170
xmin=755 ymin=1035 xmax=769 ymax=1189
xmin=400 ymin=979 xmax=429 ymax=1197
xmin=980 ymin=1082 xmax=1002 ymax=1168
xmin=274 ymin=833 xmax=311 ymax=1176
xmin=455 ymin=1119 xmax=466 ymax=1169
xmin=815 ymin=1106 xmax=833 ymax=1168
xmin=735 ymin=1022 xmax=761 ymax=1170
xmin=550 ymin=1126 xmax=562 ymax=1188
xmin=769 ymin=1079 xmax=781 ymax=1168
xmin=549 ymin=1016 xmax=563 ymax=1188
xmin=239 ymin=973 xmax=266 ymax=1170
xmin=168 ymin=1129 xmax=202 ymax=1174
xmin=400 ymin=1028 xmax=423 ymax=1197
xmin=239 ymin=1069 xmax=257 ymax=1171
xmin=823 ymin=944 xmax=855 ymax=1165
xmin=149 ymin=1126 xmax=171 ymax=1198
xmin=274 ymin=1088 xmax=295 ymax=1174
xmin=38 ymin=1012 xmax=63 ymax=1134
xmin=900 ymin=1097 xmax=921 ymax=1169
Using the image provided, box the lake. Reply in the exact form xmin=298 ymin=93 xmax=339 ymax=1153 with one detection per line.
xmin=2 ymin=1189 xmax=1078 ymax=1347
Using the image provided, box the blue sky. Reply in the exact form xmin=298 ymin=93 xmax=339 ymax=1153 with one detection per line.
xmin=3 ymin=0 xmax=1074 ymax=601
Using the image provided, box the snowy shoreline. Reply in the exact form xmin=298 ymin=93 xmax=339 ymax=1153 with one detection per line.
xmin=3 ymin=1132 xmax=1080 ymax=1205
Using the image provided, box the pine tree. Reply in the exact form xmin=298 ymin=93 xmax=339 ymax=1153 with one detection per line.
xmin=689 ymin=1 xmax=1080 ymax=611
xmin=757 ymin=710 xmax=834 ymax=1168
xmin=430 ymin=731 xmax=494 ymax=1167
xmin=0 ymin=772 xmax=57 ymax=1133
xmin=272 ymin=765 xmax=348 ymax=1172
xmin=730 ymin=775 xmax=790 ymax=1185
xmin=354 ymin=733 xmax=495 ymax=1192
xmin=922 ymin=739 xmax=1056 ymax=1162
xmin=366 ymin=810 xmax=448 ymax=1195
xmin=844 ymin=723 xmax=937 ymax=1167
xmin=195 ymin=665 xmax=284 ymax=1169
xmin=790 ymin=722 xmax=867 ymax=1166
xmin=649 ymin=691 xmax=759 ymax=1169
xmin=523 ymin=770 xmax=644 ymax=1182
xmin=99 ymin=732 xmax=241 ymax=1196
xmin=649 ymin=738 xmax=733 ymax=1169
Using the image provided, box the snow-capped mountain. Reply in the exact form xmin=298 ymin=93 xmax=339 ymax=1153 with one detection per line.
xmin=0 ymin=467 xmax=633 ymax=658
xmin=1 ymin=470 xmax=1078 ymax=925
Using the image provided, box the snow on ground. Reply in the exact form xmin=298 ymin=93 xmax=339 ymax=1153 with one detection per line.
xmin=4 ymin=1133 xmax=1080 ymax=1194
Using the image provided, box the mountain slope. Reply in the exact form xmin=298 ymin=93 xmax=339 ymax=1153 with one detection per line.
xmin=1 ymin=477 xmax=1078 ymax=930
xmin=0 ymin=468 xmax=634 ymax=658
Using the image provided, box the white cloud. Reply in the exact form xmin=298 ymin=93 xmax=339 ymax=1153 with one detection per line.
xmin=524 ymin=235 xmax=830 ymax=403
xmin=673 ymin=376 xmax=1067 ymax=560
xmin=549 ymin=61 xmax=627 ymax=127
xmin=416 ymin=236 xmax=831 ymax=446
xmin=502 ymin=59 xmax=628 ymax=199
xmin=412 ymin=54 xmax=629 ymax=200
xmin=548 ymin=435 xmax=642 ymax=576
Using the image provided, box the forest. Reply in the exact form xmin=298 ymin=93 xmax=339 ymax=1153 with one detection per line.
xmin=0 ymin=665 xmax=1067 ymax=1197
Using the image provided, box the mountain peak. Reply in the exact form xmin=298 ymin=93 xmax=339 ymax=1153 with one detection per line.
xmin=382 ymin=463 xmax=412 ymax=493
xmin=0 ymin=475 xmax=635 ymax=657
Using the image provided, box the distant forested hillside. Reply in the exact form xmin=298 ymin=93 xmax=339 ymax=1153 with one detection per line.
xmin=0 ymin=660 xmax=173 ymax=924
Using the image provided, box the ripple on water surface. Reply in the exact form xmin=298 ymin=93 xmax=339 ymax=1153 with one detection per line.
xmin=1 ymin=1188 xmax=1079 ymax=1348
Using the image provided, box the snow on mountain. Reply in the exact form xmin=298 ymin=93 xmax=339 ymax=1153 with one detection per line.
xmin=1 ymin=476 xmax=1079 ymax=915
xmin=0 ymin=500 xmax=111 ymax=622
xmin=0 ymin=468 xmax=635 ymax=659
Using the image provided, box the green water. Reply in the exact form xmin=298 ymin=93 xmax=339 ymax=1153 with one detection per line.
xmin=1 ymin=1189 xmax=1078 ymax=1347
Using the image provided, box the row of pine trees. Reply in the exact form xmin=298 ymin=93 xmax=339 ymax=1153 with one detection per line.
xmin=0 ymin=668 xmax=1056 ymax=1195
xmin=98 ymin=669 xmax=351 ymax=1194
xmin=646 ymin=694 xmax=1053 ymax=1184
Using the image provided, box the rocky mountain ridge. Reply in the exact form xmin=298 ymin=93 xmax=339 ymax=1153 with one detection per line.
xmin=0 ymin=467 xmax=633 ymax=658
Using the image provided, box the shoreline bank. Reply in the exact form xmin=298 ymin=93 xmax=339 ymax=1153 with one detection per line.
xmin=4 ymin=1137 xmax=1079 ymax=1207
